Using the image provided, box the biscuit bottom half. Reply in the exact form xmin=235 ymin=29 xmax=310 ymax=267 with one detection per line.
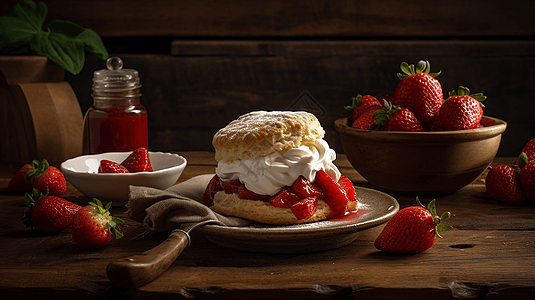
xmin=212 ymin=191 xmax=358 ymax=225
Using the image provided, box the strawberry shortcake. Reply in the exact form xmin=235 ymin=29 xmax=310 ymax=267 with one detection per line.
xmin=203 ymin=110 xmax=358 ymax=225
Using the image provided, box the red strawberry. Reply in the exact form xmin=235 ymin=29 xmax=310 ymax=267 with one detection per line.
xmin=338 ymin=175 xmax=356 ymax=202
xmin=374 ymin=198 xmax=452 ymax=253
xmin=291 ymin=197 xmax=318 ymax=220
xmin=394 ymin=60 xmax=443 ymax=126
xmin=72 ymin=199 xmax=124 ymax=248
xmin=518 ymin=152 xmax=535 ymax=202
xmin=22 ymin=189 xmax=81 ymax=233
xmin=519 ymin=138 xmax=535 ymax=163
xmin=221 ymin=179 xmax=241 ymax=194
xmin=480 ymin=116 xmax=496 ymax=127
xmin=203 ymin=175 xmax=222 ymax=205
xmin=314 ymin=170 xmax=348 ymax=218
xmin=520 ymin=162 xmax=535 ymax=202
xmin=268 ymin=189 xmax=302 ymax=208
xmin=31 ymin=159 xmax=67 ymax=196
xmin=351 ymin=105 xmax=384 ymax=130
xmin=344 ymin=94 xmax=382 ymax=124
xmin=377 ymin=92 xmax=395 ymax=104
xmin=8 ymin=163 xmax=33 ymax=192
xmin=485 ymin=165 xmax=525 ymax=205
xmin=98 ymin=160 xmax=130 ymax=173
xmin=372 ymin=101 xmax=424 ymax=132
xmin=439 ymin=86 xmax=486 ymax=131
xmin=238 ymin=184 xmax=269 ymax=201
xmin=291 ymin=175 xmax=323 ymax=198
xmin=121 ymin=147 xmax=153 ymax=173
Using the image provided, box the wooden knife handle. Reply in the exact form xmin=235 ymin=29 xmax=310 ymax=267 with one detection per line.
xmin=106 ymin=229 xmax=190 ymax=288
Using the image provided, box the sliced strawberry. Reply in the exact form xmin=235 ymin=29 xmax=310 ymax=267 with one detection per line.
xmin=203 ymin=175 xmax=222 ymax=205
xmin=221 ymin=179 xmax=241 ymax=194
xmin=268 ymin=189 xmax=302 ymax=208
xmin=121 ymin=147 xmax=153 ymax=173
xmin=238 ymin=184 xmax=269 ymax=201
xmin=314 ymin=170 xmax=348 ymax=218
xmin=98 ymin=160 xmax=130 ymax=173
xmin=291 ymin=197 xmax=318 ymax=220
xmin=291 ymin=175 xmax=323 ymax=198
xmin=338 ymin=175 xmax=356 ymax=202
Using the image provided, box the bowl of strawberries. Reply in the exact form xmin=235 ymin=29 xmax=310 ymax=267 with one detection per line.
xmin=60 ymin=148 xmax=187 ymax=204
xmin=335 ymin=60 xmax=507 ymax=196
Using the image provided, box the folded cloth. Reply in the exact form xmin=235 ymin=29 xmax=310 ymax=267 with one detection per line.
xmin=126 ymin=174 xmax=252 ymax=234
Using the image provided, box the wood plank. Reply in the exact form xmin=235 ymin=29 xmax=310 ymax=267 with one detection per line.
xmin=65 ymin=40 xmax=535 ymax=157
xmin=1 ymin=156 xmax=535 ymax=299
xmin=2 ymin=0 xmax=533 ymax=37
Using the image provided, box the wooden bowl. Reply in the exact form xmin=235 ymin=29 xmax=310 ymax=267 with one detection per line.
xmin=334 ymin=116 xmax=507 ymax=196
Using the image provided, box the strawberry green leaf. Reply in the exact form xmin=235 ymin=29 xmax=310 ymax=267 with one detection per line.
xmin=436 ymin=224 xmax=453 ymax=232
xmin=518 ymin=152 xmax=529 ymax=169
xmin=426 ymin=199 xmax=437 ymax=217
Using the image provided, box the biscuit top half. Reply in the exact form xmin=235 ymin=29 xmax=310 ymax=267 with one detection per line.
xmin=213 ymin=111 xmax=325 ymax=162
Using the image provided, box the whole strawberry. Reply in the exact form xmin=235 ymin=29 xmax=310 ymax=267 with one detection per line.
xmin=375 ymin=198 xmax=452 ymax=253
xmin=8 ymin=163 xmax=33 ymax=192
xmin=517 ymin=138 xmax=535 ymax=164
xmin=121 ymin=147 xmax=153 ymax=173
xmin=371 ymin=101 xmax=424 ymax=132
xmin=31 ymin=159 xmax=67 ymax=196
xmin=351 ymin=105 xmax=384 ymax=130
xmin=394 ymin=60 xmax=443 ymax=127
xmin=72 ymin=199 xmax=124 ymax=248
xmin=23 ymin=189 xmax=81 ymax=233
xmin=344 ymin=94 xmax=381 ymax=124
xmin=485 ymin=165 xmax=525 ymax=205
xmin=439 ymin=86 xmax=486 ymax=131
xmin=99 ymin=160 xmax=130 ymax=173
xmin=518 ymin=152 xmax=535 ymax=202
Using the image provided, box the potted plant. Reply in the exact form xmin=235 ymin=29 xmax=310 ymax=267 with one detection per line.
xmin=0 ymin=0 xmax=109 ymax=176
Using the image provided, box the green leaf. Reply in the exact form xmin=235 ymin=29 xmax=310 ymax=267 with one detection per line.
xmin=9 ymin=0 xmax=47 ymax=32
xmin=518 ymin=152 xmax=529 ymax=169
xmin=0 ymin=16 xmax=36 ymax=51
xmin=48 ymin=20 xmax=109 ymax=60
xmin=436 ymin=224 xmax=453 ymax=232
xmin=415 ymin=60 xmax=427 ymax=74
xmin=29 ymin=29 xmax=85 ymax=75
xmin=426 ymin=199 xmax=437 ymax=217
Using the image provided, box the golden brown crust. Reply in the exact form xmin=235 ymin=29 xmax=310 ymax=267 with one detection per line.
xmin=212 ymin=191 xmax=358 ymax=225
xmin=212 ymin=111 xmax=325 ymax=162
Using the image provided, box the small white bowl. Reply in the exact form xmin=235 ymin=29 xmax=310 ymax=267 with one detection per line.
xmin=60 ymin=151 xmax=187 ymax=204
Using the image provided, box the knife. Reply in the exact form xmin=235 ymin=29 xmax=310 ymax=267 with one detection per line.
xmin=106 ymin=219 xmax=219 ymax=288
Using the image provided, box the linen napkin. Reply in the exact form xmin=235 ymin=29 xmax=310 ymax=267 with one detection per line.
xmin=126 ymin=174 xmax=252 ymax=235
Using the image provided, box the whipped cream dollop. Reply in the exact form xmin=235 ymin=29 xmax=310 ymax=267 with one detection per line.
xmin=215 ymin=139 xmax=341 ymax=196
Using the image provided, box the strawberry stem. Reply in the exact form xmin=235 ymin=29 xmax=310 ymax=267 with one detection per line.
xmin=88 ymin=198 xmax=124 ymax=240
xmin=416 ymin=197 xmax=452 ymax=238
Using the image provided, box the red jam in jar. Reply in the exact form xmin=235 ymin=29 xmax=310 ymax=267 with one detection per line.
xmin=83 ymin=57 xmax=148 ymax=154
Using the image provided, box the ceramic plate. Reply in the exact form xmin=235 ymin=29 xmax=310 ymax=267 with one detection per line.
xmin=196 ymin=186 xmax=399 ymax=253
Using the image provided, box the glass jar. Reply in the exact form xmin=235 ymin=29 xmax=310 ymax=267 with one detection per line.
xmin=83 ymin=57 xmax=148 ymax=154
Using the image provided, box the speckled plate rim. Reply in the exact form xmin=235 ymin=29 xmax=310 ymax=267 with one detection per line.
xmin=196 ymin=186 xmax=399 ymax=242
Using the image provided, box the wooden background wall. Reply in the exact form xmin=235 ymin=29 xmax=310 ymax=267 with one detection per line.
xmin=2 ymin=0 xmax=534 ymax=157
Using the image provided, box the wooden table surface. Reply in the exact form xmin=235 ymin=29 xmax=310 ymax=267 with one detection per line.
xmin=1 ymin=152 xmax=534 ymax=300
